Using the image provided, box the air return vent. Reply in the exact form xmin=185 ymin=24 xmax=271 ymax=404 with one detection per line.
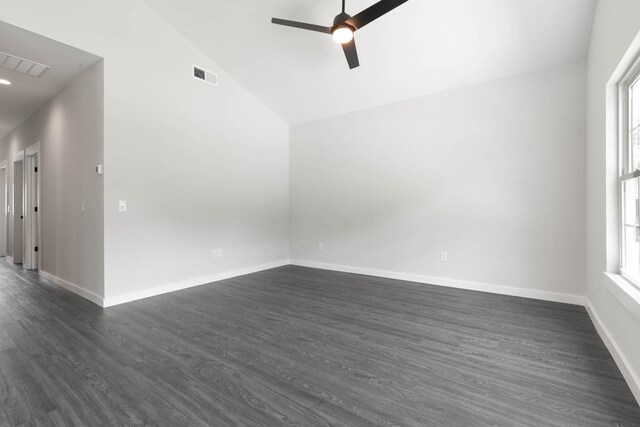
xmin=0 ymin=51 xmax=50 ymax=78
xmin=193 ymin=65 xmax=217 ymax=87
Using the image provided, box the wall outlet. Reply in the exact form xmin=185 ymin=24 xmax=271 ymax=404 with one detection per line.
xmin=319 ymin=241 xmax=324 ymax=250
xmin=440 ymin=251 xmax=448 ymax=262
xmin=118 ymin=200 xmax=127 ymax=212
xmin=81 ymin=201 xmax=86 ymax=212
xmin=217 ymin=248 xmax=223 ymax=258
xmin=212 ymin=250 xmax=217 ymax=258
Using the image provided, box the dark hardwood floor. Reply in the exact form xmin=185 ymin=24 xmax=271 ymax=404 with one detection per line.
xmin=0 ymin=261 xmax=638 ymax=426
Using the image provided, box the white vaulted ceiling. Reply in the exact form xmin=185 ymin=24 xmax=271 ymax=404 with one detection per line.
xmin=146 ymin=0 xmax=596 ymax=124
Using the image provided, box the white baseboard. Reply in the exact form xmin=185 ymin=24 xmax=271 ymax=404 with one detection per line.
xmin=39 ymin=270 xmax=104 ymax=307
xmin=290 ymin=259 xmax=586 ymax=306
xmin=102 ymin=259 xmax=291 ymax=308
xmin=585 ymin=300 xmax=640 ymax=405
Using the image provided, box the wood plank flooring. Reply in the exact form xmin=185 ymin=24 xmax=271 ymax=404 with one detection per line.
xmin=0 ymin=261 xmax=638 ymax=426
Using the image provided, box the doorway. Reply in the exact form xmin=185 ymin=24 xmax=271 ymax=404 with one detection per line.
xmin=13 ymin=154 xmax=24 ymax=265
xmin=24 ymin=142 xmax=40 ymax=270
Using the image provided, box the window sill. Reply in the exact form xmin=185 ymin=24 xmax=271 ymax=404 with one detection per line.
xmin=604 ymin=272 xmax=640 ymax=324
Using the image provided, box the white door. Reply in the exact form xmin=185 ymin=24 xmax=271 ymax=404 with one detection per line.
xmin=24 ymin=147 xmax=40 ymax=270
xmin=0 ymin=167 xmax=6 ymax=257
xmin=13 ymin=159 xmax=23 ymax=265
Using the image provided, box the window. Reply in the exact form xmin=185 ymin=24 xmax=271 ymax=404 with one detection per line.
xmin=620 ymin=59 xmax=640 ymax=286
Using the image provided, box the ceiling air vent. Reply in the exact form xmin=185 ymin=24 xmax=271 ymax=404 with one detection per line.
xmin=0 ymin=51 xmax=50 ymax=78
xmin=193 ymin=65 xmax=217 ymax=87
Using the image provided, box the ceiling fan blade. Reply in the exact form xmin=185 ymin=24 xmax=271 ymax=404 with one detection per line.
xmin=342 ymin=39 xmax=360 ymax=69
xmin=271 ymin=18 xmax=332 ymax=34
xmin=347 ymin=0 xmax=410 ymax=30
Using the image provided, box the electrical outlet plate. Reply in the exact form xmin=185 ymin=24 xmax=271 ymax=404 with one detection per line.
xmin=440 ymin=251 xmax=448 ymax=262
xmin=319 ymin=242 xmax=324 ymax=250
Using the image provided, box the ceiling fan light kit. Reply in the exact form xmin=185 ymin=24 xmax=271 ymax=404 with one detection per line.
xmin=272 ymin=0 xmax=410 ymax=70
xmin=332 ymin=24 xmax=355 ymax=44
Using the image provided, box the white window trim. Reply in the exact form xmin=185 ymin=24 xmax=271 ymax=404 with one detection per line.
xmin=618 ymin=55 xmax=640 ymax=288
xmin=602 ymin=28 xmax=640 ymax=334
xmin=619 ymin=57 xmax=640 ymax=176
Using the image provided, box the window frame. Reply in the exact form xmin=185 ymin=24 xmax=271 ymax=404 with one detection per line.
xmin=619 ymin=56 xmax=640 ymax=288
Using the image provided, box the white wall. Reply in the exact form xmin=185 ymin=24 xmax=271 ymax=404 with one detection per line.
xmin=0 ymin=62 xmax=104 ymax=299
xmin=586 ymin=0 xmax=640 ymax=401
xmin=0 ymin=0 xmax=290 ymax=304
xmin=291 ymin=60 xmax=586 ymax=302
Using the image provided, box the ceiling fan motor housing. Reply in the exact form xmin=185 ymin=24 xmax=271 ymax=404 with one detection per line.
xmin=333 ymin=12 xmax=353 ymax=28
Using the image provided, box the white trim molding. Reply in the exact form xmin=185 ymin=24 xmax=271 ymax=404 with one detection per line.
xmin=103 ymin=259 xmax=290 ymax=307
xmin=24 ymin=141 xmax=40 ymax=157
xmin=585 ymin=300 xmax=640 ymax=405
xmin=290 ymin=259 xmax=586 ymax=306
xmin=39 ymin=270 xmax=104 ymax=307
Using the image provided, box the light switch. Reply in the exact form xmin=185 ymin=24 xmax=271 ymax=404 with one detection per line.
xmin=118 ymin=200 xmax=127 ymax=212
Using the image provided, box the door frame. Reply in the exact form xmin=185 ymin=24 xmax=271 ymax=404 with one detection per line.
xmin=0 ymin=160 xmax=6 ymax=258
xmin=24 ymin=142 xmax=40 ymax=270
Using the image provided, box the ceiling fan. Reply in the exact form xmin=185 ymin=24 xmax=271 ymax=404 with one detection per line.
xmin=272 ymin=0 xmax=410 ymax=70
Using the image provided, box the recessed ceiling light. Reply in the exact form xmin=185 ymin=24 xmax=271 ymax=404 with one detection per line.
xmin=0 ymin=79 xmax=11 ymax=85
